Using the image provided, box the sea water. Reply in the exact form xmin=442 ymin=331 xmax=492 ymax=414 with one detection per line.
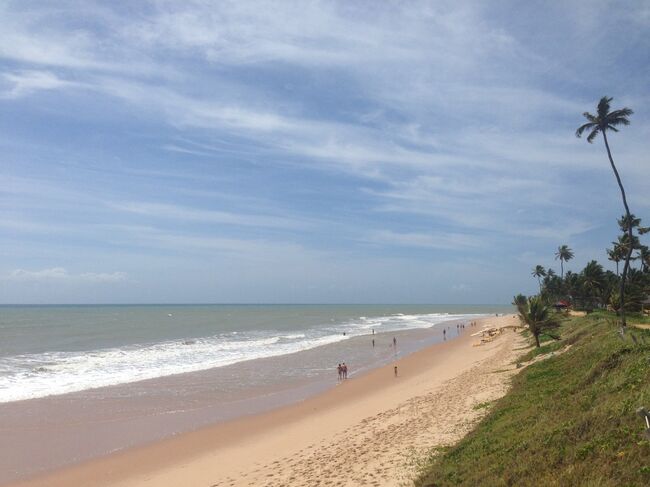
xmin=0 ymin=304 xmax=510 ymax=403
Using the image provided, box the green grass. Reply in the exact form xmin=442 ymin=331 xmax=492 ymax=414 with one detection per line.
xmin=473 ymin=401 xmax=492 ymax=411
xmin=414 ymin=313 xmax=650 ymax=487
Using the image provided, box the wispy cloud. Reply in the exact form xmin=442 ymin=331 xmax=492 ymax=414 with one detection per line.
xmin=0 ymin=1 xmax=648 ymax=303
xmin=366 ymin=230 xmax=480 ymax=250
xmin=5 ymin=267 xmax=127 ymax=283
xmin=109 ymin=201 xmax=304 ymax=229
xmin=1 ymin=70 xmax=80 ymax=98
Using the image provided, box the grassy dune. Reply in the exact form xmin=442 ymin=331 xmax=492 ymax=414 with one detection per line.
xmin=415 ymin=312 xmax=650 ymax=487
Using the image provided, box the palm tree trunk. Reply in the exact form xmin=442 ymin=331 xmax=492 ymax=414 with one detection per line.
xmin=537 ymin=276 xmax=542 ymax=293
xmin=616 ymin=261 xmax=619 ymax=276
xmin=602 ymin=131 xmax=633 ymax=327
xmin=534 ymin=332 xmax=541 ymax=348
xmin=560 ymin=260 xmax=564 ymax=279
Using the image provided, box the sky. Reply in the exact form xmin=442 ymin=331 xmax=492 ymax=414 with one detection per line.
xmin=1 ymin=0 xmax=649 ymax=304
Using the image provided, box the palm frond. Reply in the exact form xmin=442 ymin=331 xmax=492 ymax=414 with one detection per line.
xmin=586 ymin=127 xmax=600 ymax=143
xmin=610 ymin=107 xmax=633 ymax=118
xmin=575 ymin=122 xmax=596 ymax=138
xmin=607 ymin=125 xmax=619 ymax=132
xmin=606 ymin=114 xmax=631 ymax=126
xmin=597 ymin=96 xmax=613 ymax=118
xmin=582 ymin=112 xmax=598 ymax=123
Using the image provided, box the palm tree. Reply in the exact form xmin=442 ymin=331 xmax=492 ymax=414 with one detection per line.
xmin=618 ymin=214 xmax=648 ymax=271
xmin=576 ymin=96 xmax=633 ymax=326
xmin=531 ymin=265 xmax=546 ymax=293
xmin=580 ymin=260 xmax=606 ymax=308
xmin=618 ymin=213 xmax=641 ymax=231
xmin=637 ymin=245 xmax=650 ymax=273
xmin=606 ymin=248 xmax=619 ymax=275
xmin=606 ymin=244 xmax=626 ymax=275
xmin=563 ymin=270 xmax=579 ymax=301
xmin=514 ymin=295 xmax=561 ymax=348
xmin=555 ymin=245 xmax=574 ymax=279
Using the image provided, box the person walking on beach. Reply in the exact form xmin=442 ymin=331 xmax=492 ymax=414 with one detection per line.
xmin=393 ymin=336 xmax=397 ymax=347
xmin=443 ymin=328 xmax=446 ymax=340
xmin=372 ymin=338 xmax=375 ymax=347
xmin=394 ymin=365 xmax=398 ymax=377
xmin=337 ymin=363 xmax=342 ymax=381
xmin=342 ymin=363 xmax=348 ymax=379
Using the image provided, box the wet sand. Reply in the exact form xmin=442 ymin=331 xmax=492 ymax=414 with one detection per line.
xmin=1 ymin=323 xmax=452 ymax=483
xmin=8 ymin=314 xmax=525 ymax=487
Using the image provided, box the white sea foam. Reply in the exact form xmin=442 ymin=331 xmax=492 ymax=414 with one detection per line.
xmin=0 ymin=312 xmax=483 ymax=403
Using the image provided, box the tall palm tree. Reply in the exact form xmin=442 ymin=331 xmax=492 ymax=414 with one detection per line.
xmin=531 ymin=265 xmax=546 ymax=293
xmin=576 ymin=96 xmax=633 ymax=326
xmin=555 ymin=245 xmax=574 ymax=279
xmin=514 ymin=295 xmax=561 ymax=348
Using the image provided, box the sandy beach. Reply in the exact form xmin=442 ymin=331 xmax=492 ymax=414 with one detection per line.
xmin=8 ymin=314 xmax=525 ymax=487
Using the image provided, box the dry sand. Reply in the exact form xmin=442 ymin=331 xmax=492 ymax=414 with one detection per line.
xmin=11 ymin=314 xmax=527 ymax=487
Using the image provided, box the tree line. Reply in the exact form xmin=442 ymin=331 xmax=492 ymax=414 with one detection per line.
xmin=514 ymin=97 xmax=648 ymax=347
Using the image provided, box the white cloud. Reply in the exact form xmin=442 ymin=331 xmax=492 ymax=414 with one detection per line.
xmin=1 ymin=70 xmax=79 ymax=98
xmin=366 ymin=230 xmax=480 ymax=250
xmin=0 ymin=1 xmax=647 ymax=304
xmin=6 ymin=267 xmax=127 ymax=283
xmin=109 ymin=201 xmax=304 ymax=229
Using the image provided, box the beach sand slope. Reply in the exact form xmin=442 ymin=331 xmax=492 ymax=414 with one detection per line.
xmin=13 ymin=315 xmax=526 ymax=487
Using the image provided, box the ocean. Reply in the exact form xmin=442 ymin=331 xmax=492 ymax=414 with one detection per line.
xmin=0 ymin=304 xmax=510 ymax=403
xmin=0 ymin=304 xmax=513 ymax=482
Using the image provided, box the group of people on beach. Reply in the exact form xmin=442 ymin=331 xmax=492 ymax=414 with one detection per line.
xmin=337 ymin=362 xmax=348 ymax=380
xmin=442 ymin=320 xmax=478 ymax=340
xmin=337 ymin=333 xmax=399 ymax=380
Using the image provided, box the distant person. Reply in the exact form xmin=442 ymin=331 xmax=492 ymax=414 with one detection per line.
xmin=372 ymin=338 xmax=375 ymax=347
xmin=372 ymin=329 xmax=375 ymax=335
xmin=337 ymin=363 xmax=342 ymax=381
xmin=342 ymin=363 xmax=348 ymax=379
xmin=393 ymin=337 xmax=397 ymax=347
xmin=343 ymin=331 xmax=346 ymax=336
xmin=394 ymin=365 xmax=398 ymax=377
xmin=443 ymin=328 xmax=446 ymax=340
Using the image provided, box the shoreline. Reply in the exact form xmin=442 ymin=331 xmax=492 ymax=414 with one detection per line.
xmin=0 ymin=317 xmax=467 ymax=483
xmin=9 ymin=314 xmax=524 ymax=487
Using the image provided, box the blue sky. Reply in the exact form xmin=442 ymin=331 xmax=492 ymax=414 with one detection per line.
xmin=1 ymin=0 xmax=649 ymax=304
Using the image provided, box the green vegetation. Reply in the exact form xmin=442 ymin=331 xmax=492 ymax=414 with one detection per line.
xmin=414 ymin=313 xmax=650 ymax=486
xmin=531 ymin=265 xmax=546 ymax=293
xmin=555 ymin=244 xmax=574 ymax=279
xmin=534 ymin=213 xmax=649 ymax=316
xmin=512 ymin=294 xmax=560 ymax=347
xmin=413 ymin=96 xmax=648 ymax=486
xmin=576 ymin=96 xmax=634 ymax=325
xmin=416 ymin=312 xmax=650 ymax=487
